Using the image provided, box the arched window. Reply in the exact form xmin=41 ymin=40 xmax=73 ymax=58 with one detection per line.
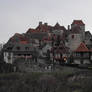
xmin=72 ymin=35 xmax=74 ymax=39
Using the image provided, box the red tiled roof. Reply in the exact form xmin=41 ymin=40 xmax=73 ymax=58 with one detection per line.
xmin=72 ymin=20 xmax=85 ymax=26
xmin=26 ymin=28 xmax=36 ymax=33
xmin=10 ymin=33 xmax=29 ymax=43
xmin=13 ymin=33 xmax=24 ymax=38
xmin=36 ymin=24 xmax=51 ymax=32
xmin=75 ymin=42 xmax=89 ymax=52
xmin=14 ymin=33 xmax=22 ymax=36
xmin=26 ymin=22 xmax=66 ymax=34
xmin=54 ymin=23 xmax=66 ymax=31
xmin=20 ymin=41 xmax=28 ymax=44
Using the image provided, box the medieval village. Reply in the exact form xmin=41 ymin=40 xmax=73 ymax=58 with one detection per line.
xmin=0 ymin=20 xmax=92 ymax=72
xmin=0 ymin=20 xmax=92 ymax=92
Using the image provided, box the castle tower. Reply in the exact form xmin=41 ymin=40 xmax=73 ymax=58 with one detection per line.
xmin=71 ymin=20 xmax=85 ymax=41
xmin=68 ymin=20 xmax=85 ymax=51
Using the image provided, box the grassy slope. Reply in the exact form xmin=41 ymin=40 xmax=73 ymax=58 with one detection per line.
xmin=0 ymin=67 xmax=92 ymax=92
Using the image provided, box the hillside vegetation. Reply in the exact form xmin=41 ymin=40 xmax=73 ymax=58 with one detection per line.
xmin=0 ymin=67 xmax=92 ymax=92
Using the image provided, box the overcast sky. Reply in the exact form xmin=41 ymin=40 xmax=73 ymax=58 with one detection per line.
xmin=0 ymin=0 xmax=92 ymax=43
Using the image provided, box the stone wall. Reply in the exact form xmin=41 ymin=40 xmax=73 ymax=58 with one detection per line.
xmin=68 ymin=34 xmax=82 ymax=51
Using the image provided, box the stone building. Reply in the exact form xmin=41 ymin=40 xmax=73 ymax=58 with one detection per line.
xmin=3 ymin=20 xmax=92 ymax=65
xmin=68 ymin=20 xmax=86 ymax=51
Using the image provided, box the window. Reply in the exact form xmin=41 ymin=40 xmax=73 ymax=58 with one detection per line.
xmin=83 ymin=53 xmax=89 ymax=57
xmin=72 ymin=35 xmax=74 ymax=39
xmin=16 ymin=46 xmax=20 ymax=50
xmin=7 ymin=47 xmax=12 ymax=50
xmin=75 ymin=53 xmax=80 ymax=57
xmin=73 ymin=53 xmax=76 ymax=57
xmin=27 ymin=54 xmax=30 ymax=56
xmin=18 ymin=54 xmax=21 ymax=56
xmin=25 ymin=47 xmax=29 ymax=50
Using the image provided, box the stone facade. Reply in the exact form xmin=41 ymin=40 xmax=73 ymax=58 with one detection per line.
xmin=68 ymin=34 xmax=82 ymax=51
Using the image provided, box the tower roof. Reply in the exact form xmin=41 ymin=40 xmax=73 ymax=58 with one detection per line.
xmin=72 ymin=20 xmax=85 ymax=26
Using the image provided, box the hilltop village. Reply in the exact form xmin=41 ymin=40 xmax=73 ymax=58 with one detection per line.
xmin=2 ymin=20 xmax=92 ymax=72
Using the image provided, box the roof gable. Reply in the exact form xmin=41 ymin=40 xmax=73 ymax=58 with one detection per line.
xmin=54 ymin=23 xmax=66 ymax=31
xmin=54 ymin=22 xmax=60 ymax=27
xmin=75 ymin=42 xmax=89 ymax=52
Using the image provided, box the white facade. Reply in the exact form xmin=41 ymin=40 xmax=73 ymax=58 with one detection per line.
xmin=68 ymin=34 xmax=82 ymax=51
xmin=74 ymin=59 xmax=90 ymax=64
xmin=4 ymin=52 xmax=13 ymax=64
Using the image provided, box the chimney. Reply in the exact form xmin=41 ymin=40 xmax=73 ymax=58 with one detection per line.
xmin=39 ymin=21 xmax=42 ymax=26
xmin=44 ymin=23 xmax=48 ymax=26
xmin=68 ymin=25 xmax=70 ymax=30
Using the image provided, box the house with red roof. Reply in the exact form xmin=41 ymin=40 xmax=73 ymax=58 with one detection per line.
xmin=72 ymin=42 xmax=92 ymax=64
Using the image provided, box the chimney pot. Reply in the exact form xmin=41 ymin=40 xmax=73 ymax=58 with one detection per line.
xmin=44 ymin=23 xmax=48 ymax=26
xmin=39 ymin=21 xmax=42 ymax=26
